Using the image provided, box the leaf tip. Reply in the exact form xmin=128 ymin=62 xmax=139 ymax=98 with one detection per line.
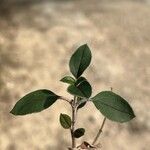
xmin=10 ymin=109 xmax=18 ymax=116
xmin=132 ymin=112 xmax=136 ymax=119
xmin=9 ymin=109 xmax=13 ymax=114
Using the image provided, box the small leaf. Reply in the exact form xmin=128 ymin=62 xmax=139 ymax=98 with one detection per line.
xmin=69 ymin=44 xmax=92 ymax=78
xmin=75 ymin=76 xmax=87 ymax=86
xmin=67 ymin=79 xmax=92 ymax=98
xmin=10 ymin=89 xmax=59 ymax=115
xmin=60 ymin=76 xmax=76 ymax=85
xmin=77 ymin=102 xmax=86 ymax=109
xmin=77 ymin=97 xmax=86 ymax=109
xmin=92 ymin=91 xmax=135 ymax=123
xmin=59 ymin=113 xmax=71 ymax=129
xmin=67 ymin=77 xmax=92 ymax=98
xmin=73 ymin=128 xmax=85 ymax=138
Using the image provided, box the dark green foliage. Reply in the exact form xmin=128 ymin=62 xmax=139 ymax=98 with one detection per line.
xmin=75 ymin=77 xmax=87 ymax=86
xmin=77 ymin=101 xmax=86 ymax=109
xmin=10 ymin=89 xmax=59 ymax=115
xmin=69 ymin=44 xmax=92 ymax=79
xmin=73 ymin=128 xmax=85 ymax=138
xmin=67 ymin=77 xmax=92 ymax=98
xmin=92 ymin=91 xmax=135 ymax=123
xmin=10 ymin=44 xmax=135 ymax=148
xmin=60 ymin=76 xmax=76 ymax=85
xmin=59 ymin=113 xmax=72 ymax=129
xmin=77 ymin=97 xmax=87 ymax=110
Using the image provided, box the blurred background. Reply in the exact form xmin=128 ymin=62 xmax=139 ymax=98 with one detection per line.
xmin=0 ymin=0 xmax=150 ymax=149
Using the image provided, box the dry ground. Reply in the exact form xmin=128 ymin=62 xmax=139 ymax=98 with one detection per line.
xmin=0 ymin=0 xmax=150 ymax=149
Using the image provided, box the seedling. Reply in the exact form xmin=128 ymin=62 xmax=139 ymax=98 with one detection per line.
xmin=10 ymin=44 xmax=135 ymax=149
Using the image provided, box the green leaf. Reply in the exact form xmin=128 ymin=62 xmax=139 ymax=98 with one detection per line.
xmin=77 ymin=101 xmax=86 ymax=109
xmin=60 ymin=76 xmax=76 ymax=85
xmin=67 ymin=78 xmax=92 ymax=98
xmin=69 ymin=44 xmax=92 ymax=78
xmin=73 ymin=128 xmax=85 ymax=138
xmin=92 ymin=91 xmax=135 ymax=123
xmin=75 ymin=76 xmax=87 ymax=86
xmin=59 ymin=113 xmax=71 ymax=129
xmin=10 ymin=89 xmax=59 ymax=115
xmin=77 ymin=97 xmax=86 ymax=110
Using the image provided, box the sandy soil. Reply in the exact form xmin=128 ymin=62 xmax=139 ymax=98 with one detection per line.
xmin=0 ymin=0 xmax=150 ymax=149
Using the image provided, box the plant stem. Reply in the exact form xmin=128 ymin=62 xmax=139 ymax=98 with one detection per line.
xmin=92 ymin=117 xmax=106 ymax=145
xmin=71 ymin=96 xmax=77 ymax=149
xmin=60 ymin=96 xmax=77 ymax=149
xmin=92 ymin=88 xmax=111 ymax=145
